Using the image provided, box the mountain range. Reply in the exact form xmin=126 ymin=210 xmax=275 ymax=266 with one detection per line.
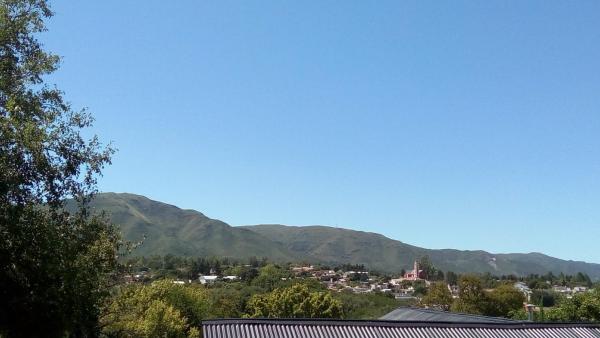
xmin=88 ymin=193 xmax=600 ymax=279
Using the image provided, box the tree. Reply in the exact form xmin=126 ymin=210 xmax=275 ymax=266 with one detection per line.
xmin=451 ymin=275 xmax=489 ymax=315
xmin=207 ymin=287 xmax=245 ymax=318
xmin=102 ymin=280 xmax=207 ymax=337
xmin=421 ymin=282 xmax=453 ymax=310
xmin=251 ymin=264 xmax=289 ymax=291
xmin=545 ymin=288 xmax=600 ymax=322
xmin=1 ymin=0 xmax=118 ymax=336
xmin=417 ymin=255 xmax=436 ymax=279
xmin=531 ymin=290 xmax=557 ymax=307
xmin=487 ymin=284 xmax=525 ymax=317
xmin=445 ymin=271 xmax=458 ymax=286
xmin=245 ymin=284 xmax=342 ymax=319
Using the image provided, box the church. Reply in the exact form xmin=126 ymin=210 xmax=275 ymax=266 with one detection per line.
xmin=404 ymin=260 xmax=427 ymax=280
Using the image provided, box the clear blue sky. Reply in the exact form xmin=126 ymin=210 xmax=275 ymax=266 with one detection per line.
xmin=44 ymin=1 xmax=600 ymax=263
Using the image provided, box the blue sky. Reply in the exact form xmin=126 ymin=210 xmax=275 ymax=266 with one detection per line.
xmin=44 ymin=1 xmax=600 ymax=263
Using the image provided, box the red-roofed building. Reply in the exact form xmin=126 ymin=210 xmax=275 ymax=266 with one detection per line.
xmin=404 ymin=260 xmax=426 ymax=280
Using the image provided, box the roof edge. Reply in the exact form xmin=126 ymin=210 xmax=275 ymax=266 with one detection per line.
xmin=202 ymin=318 xmax=600 ymax=329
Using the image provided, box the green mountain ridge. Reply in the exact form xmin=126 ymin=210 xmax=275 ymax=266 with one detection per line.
xmin=89 ymin=193 xmax=295 ymax=261
xmin=89 ymin=193 xmax=600 ymax=279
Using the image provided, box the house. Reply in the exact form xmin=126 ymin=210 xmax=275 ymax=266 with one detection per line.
xmin=553 ymin=285 xmax=572 ymax=293
xmin=291 ymin=265 xmax=314 ymax=274
xmin=389 ymin=278 xmax=403 ymax=286
xmin=202 ymin=319 xmax=600 ymax=338
xmin=222 ymin=276 xmax=238 ymax=281
xmin=198 ymin=275 xmax=218 ymax=285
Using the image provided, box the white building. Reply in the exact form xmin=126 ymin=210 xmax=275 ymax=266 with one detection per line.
xmin=199 ymin=275 xmax=218 ymax=285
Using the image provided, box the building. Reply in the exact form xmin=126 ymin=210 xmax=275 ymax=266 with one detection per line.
xmin=404 ymin=260 xmax=426 ymax=280
xmin=202 ymin=319 xmax=600 ymax=338
xmin=199 ymin=275 xmax=218 ymax=285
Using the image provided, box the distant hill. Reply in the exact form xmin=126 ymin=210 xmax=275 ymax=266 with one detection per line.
xmin=88 ymin=193 xmax=295 ymax=261
xmin=88 ymin=193 xmax=600 ymax=279
xmin=241 ymin=224 xmax=600 ymax=279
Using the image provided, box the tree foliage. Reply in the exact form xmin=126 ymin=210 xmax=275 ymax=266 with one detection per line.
xmin=251 ymin=264 xmax=290 ymax=291
xmin=421 ymin=282 xmax=453 ymax=310
xmin=0 ymin=0 xmax=118 ymax=336
xmin=450 ymin=276 xmax=524 ymax=318
xmin=487 ymin=284 xmax=525 ymax=317
xmin=245 ymin=284 xmax=342 ymax=319
xmin=102 ymin=280 xmax=207 ymax=337
xmin=545 ymin=289 xmax=600 ymax=322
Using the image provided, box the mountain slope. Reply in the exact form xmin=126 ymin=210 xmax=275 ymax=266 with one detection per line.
xmin=90 ymin=193 xmax=600 ymax=279
xmin=241 ymin=224 xmax=600 ymax=279
xmin=89 ymin=193 xmax=295 ymax=260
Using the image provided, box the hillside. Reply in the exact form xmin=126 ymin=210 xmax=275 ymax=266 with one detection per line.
xmin=242 ymin=224 xmax=600 ymax=278
xmin=88 ymin=193 xmax=600 ymax=279
xmin=88 ymin=193 xmax=295 ymax=261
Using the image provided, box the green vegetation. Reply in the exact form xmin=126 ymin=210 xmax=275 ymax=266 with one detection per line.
xmin=1 ymin=0 xmax=118 ymax=336
xmin=103 ymin=280 xmax=205 ymax=337
xmin=99 ymin=267 xmax=407 ymax=336
xmin=450 ymin=275 xmax=525 ymax=317
xmin=245 ymin=284 xmax=342 ymax=318
xmin=544 ymin=289 xmax=600 ymax=322
xmin=421 ymin=282 xmax=453 ymax=310
xmin=336 ymin=291 xmax=413 ymax=319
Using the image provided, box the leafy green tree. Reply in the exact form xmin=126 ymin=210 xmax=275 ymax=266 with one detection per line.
xmin=207 ymin=286 xmax=245 ymax=318
xmin=0 ymin=0 xmax=118 ymax=336
xmin=251 ymin=264 xmax=290 ymax=291
xmin=136 ymin=300 xmax=196 ymax=338
xmin=102 ymin=280 xmax=208 ymax=337
xmin=245 ymin=284 xmax=342 ymax=318
xmin=531 ymin=290 xmax=557 ymax=307
xmin=434 ymin=270 xmax=445 ymax=281
xmin=417 ymin=255 xmax=436 ymax=279
xmin=445 ymin=271 xmax=458 ymax=286
xmin=487 ymin=284 xmax=525 ymax=317
xmin=451 ymin=275 xmax=489 ymax=315
xmin=545 ymin=289 xmax=600 ymax=322
xmin=412 ymin=280 xmax=428 ymax=297
xmin=421 ymin=282 xmax=453 ymax=310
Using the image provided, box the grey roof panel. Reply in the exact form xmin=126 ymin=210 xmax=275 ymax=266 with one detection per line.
xmin=202 ymin=319 xmax=600 ymax=338
xmin=380 ymin=307 xmax=518 ymax=323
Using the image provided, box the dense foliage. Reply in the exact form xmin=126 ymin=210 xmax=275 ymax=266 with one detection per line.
xmin=450 ymin=275 xmax=525 ymax=317
xmin=544 ymin=289 xmax=600 ymax=322
xmin=421 ymin=282 xmax=453 ymax=310
xmin=245 ymin=284 xmax=342 ymax=318
xmin=102 ymin=280 xmax=205 ymax=337
xmin=0 ymin=0 xmax=118 ymax=336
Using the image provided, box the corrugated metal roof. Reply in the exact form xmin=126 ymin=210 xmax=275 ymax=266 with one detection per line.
xmin=380 ymin=307 xmax=518 ymax=322
xmin=202 ymin=319 xmax=600 ymax=338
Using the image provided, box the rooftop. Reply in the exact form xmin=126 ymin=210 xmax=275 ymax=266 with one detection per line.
xmin=380 ymin=307 xmax=518 ymax=323
xmin=202 ymin=319 xmax=600 ymax=338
